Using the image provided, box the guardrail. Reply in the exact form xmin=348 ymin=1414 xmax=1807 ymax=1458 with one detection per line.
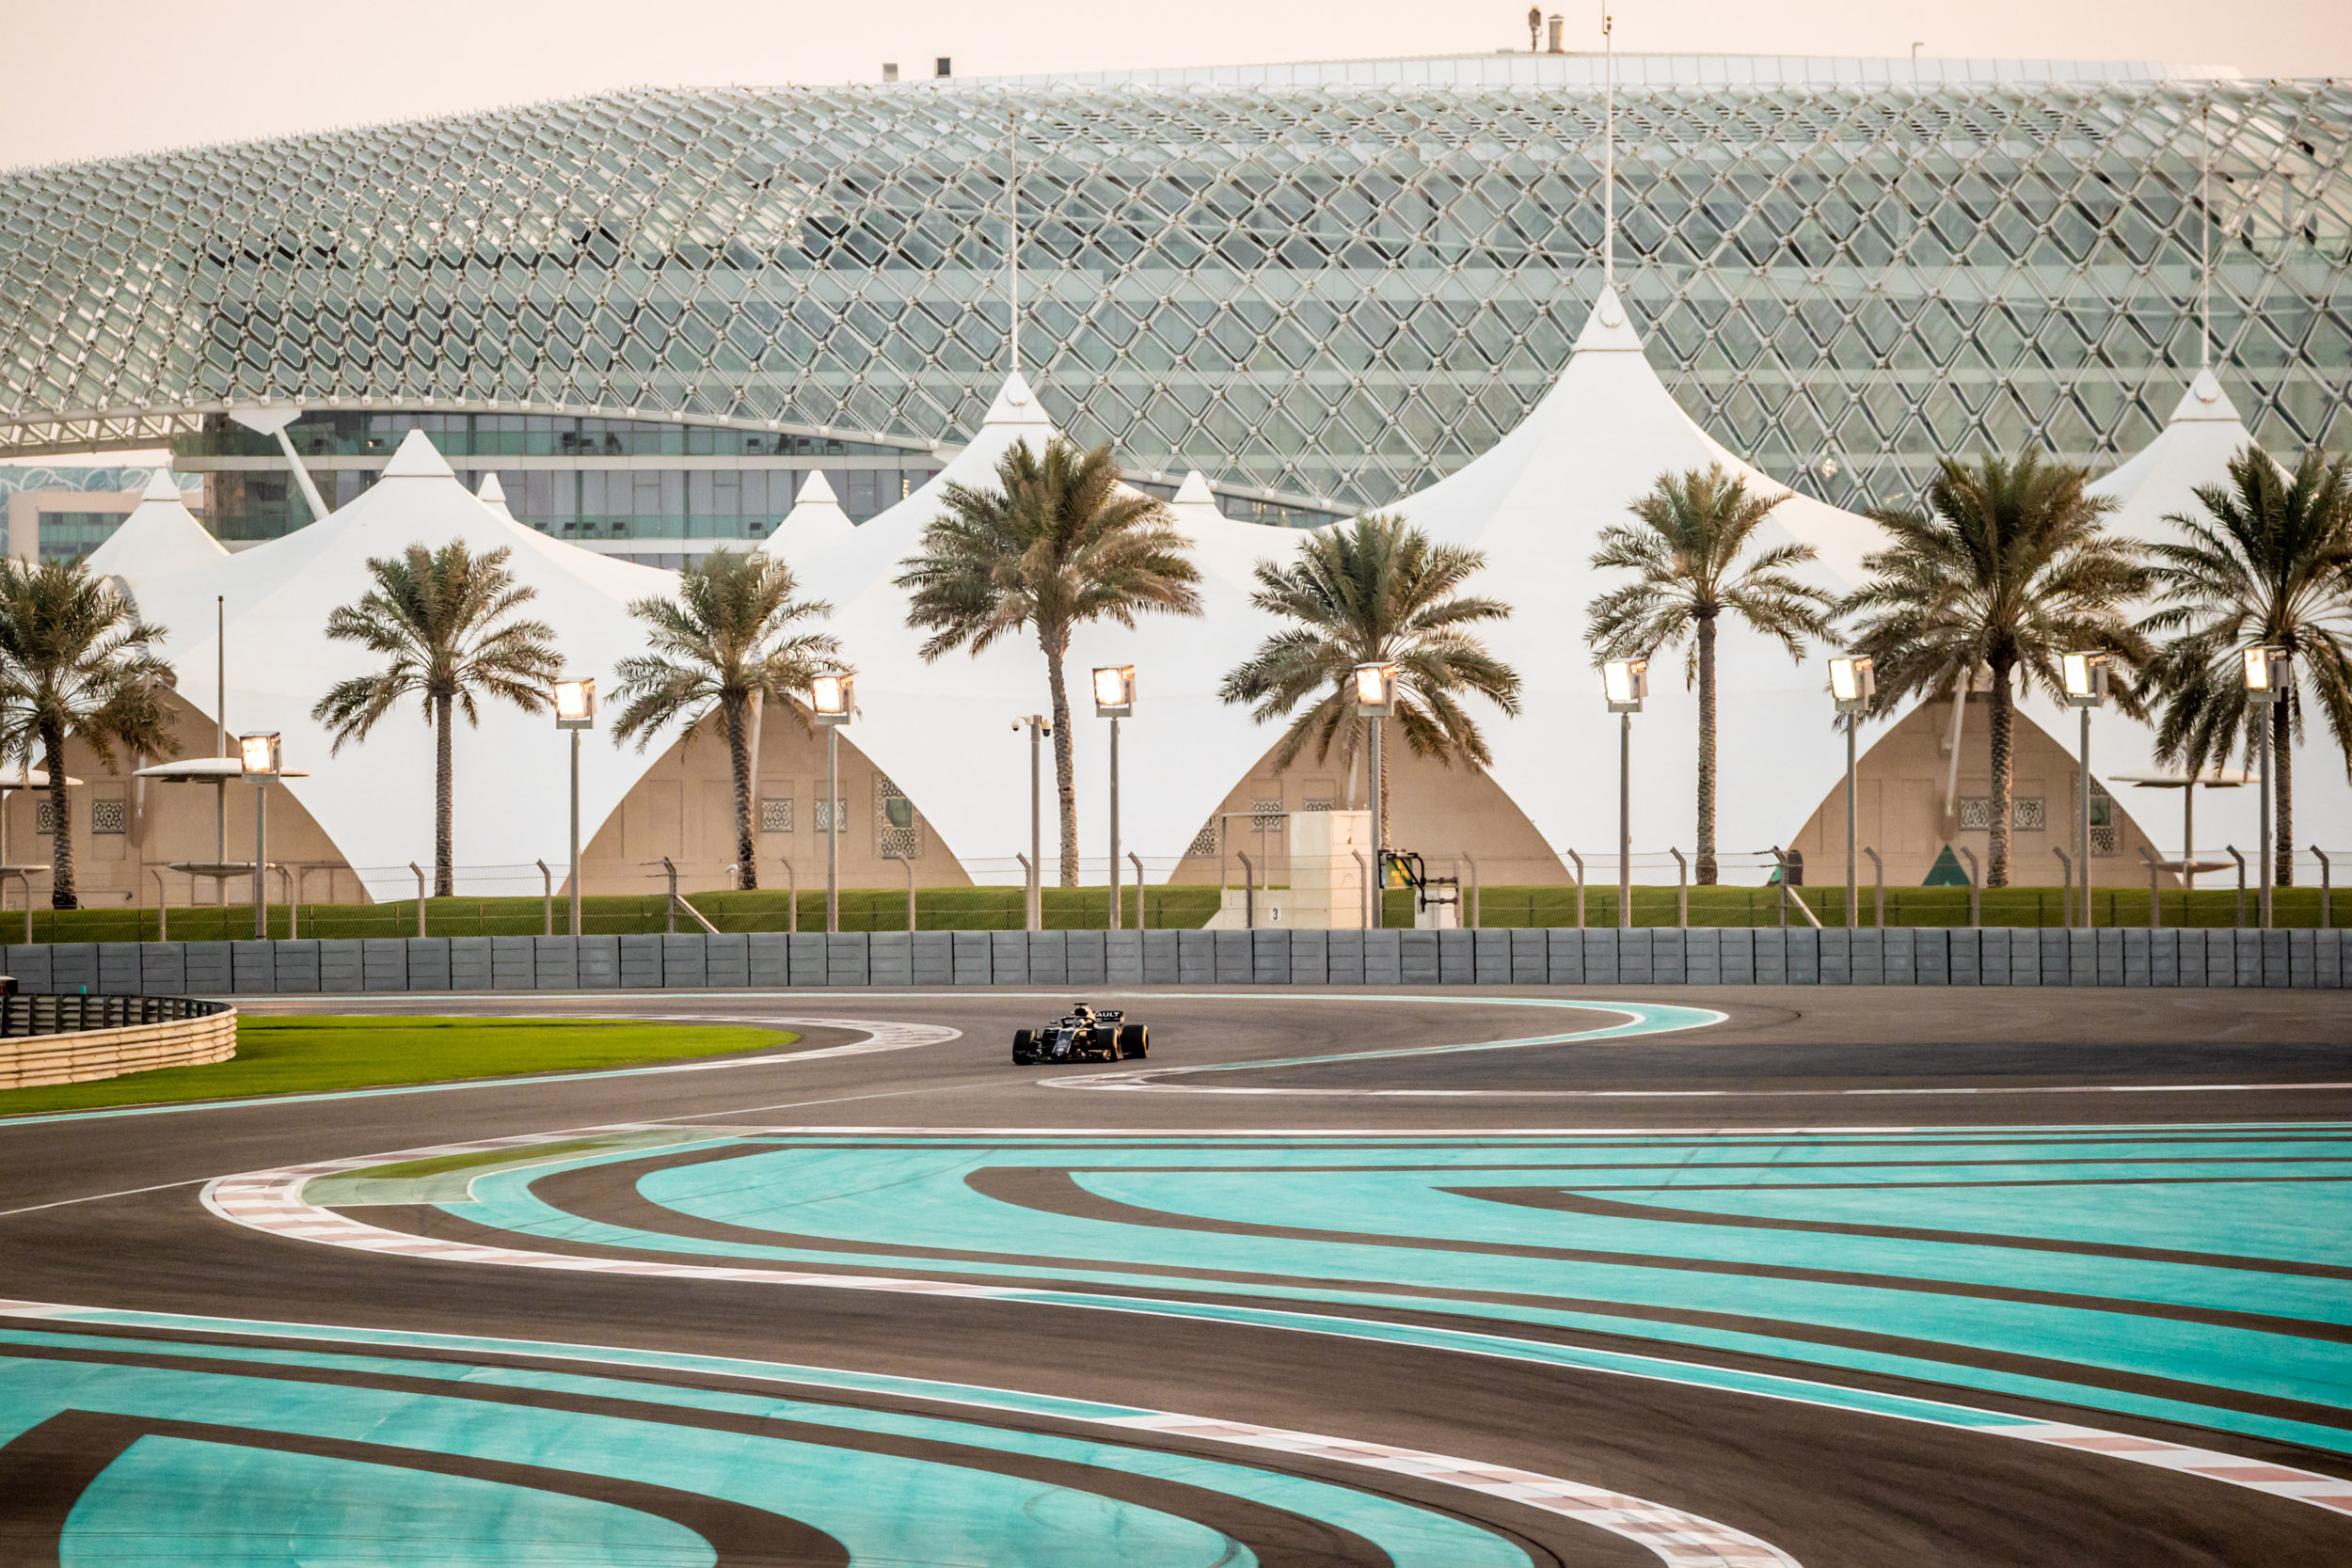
xmin=0 ymin=993 xmax=235 ymax=1090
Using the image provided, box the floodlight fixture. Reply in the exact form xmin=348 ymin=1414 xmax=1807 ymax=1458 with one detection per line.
xmin=237 ymin=731 xmax=282 ymax=777
xmin=553 ymin=675 xmax=596 ymax=729
xmin=1827 ymin=654 xmax=1875 ymax=715
xmin=2244 ymin=646 xmax=2288 ymax=703
xmin=1603 ymin=657 xmax=1648 ymax=714
xmin=1092 ymin=664 xmax=1136 ymax=718
xmin=1354 ymin=661 xmax=1398 ymax=717
xmin=2062 ymin=652 xmax=2110 ymax=708
xmin=811 ymin=672 xmax=854 ymax=725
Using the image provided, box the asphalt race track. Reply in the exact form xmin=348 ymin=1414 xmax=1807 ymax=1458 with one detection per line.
xmin=6 ymin=986 xmax=2352 ymax=1566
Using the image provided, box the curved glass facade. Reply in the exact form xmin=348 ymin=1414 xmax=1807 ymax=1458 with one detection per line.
xmin=1 ymin=70 xmax=2344 ymax=513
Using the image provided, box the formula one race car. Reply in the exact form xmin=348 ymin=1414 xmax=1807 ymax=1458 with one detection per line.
xmin=1013 ymin=1003 xmax=1148 ymax=1065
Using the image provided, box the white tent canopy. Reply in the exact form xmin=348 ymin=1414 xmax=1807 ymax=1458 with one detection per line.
xmin=767 ymin=470 xmax=856 ymax=560
xmin=86 ymin=467 xmax=226 ymax=594
xmin=1375 ymin=283 xmax=1883 ymax=871
xmin=100 ymin=430 xmax=682 ymax=894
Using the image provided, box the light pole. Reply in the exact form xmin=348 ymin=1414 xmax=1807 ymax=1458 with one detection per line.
xmin=1093 ymin=665 xmax=1136 ymax=929
xmin=2061 ymin=652 xmax=2108 ymax=929
xmin=1827 ymin=655 xmax=1875 ymax=928
xmin=1013 ymin=715 xmax=1050 ymax=929
xmin=1354 ymin=662 xmax=1399 ymax=899
xmin=553 ymin=676 xmax=596 ymax=937
xmin=237 ymin=732 xmax=281 ymax=938
xmin=1603 ymin=657 xmax=1647 ymax=928
xmin=2245 ymin=646 xmax=2287 ymax=927
xmin=811 ymin=671 xmax=854 ymax=934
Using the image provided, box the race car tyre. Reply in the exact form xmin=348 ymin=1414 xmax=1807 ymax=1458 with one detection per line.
xmin=1011 ymin=1028 xmax=1037 ymax=1065
xmin=1117 ymin=1024 xmax=1149 ymax=1059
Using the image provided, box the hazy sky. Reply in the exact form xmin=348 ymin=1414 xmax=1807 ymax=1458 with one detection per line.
xmin=6 ymin=0 xmax=2348 ymax=170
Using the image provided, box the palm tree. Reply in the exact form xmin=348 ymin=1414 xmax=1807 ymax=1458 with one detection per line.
xmin=312 ymin=541 xmax=562 ymax=896
xmin=1844 ymin=452 xmax=2151 ymax=887
xmin=1218 ymin=514 xmax=1520 ymax=848
xmin=0 ymin=560 xmax=175 ymax=909
xmin=610 ymin=549 xmax=842 ymax=891
xmin=897 ymin=437 xmax=1201 ymax=884
xmin=1586 ymin=464 xmax=1837 ymax=883
xmin=2137 ymin=446 xmax=2352 ymax=885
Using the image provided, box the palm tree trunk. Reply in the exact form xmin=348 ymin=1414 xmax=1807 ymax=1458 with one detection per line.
xmin=2274 ymin=699 xmax=2294 ymax=887
xmin=434 ymin=690 xmax=454 ymax=898
xmin=725 ymin=694 xmax=758 ymax=891
xmin=1044 ymin=641 xmax=1078 ymax=887
xmin=1695 ymin=612 xmax=1719 ymax=885
xmin=1986 ymin=665 xmax=2013 ymax=889
xmin=41 ymin=721 xmax=73 ymax=910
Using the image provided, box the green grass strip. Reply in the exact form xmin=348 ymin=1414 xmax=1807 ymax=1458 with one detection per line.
xmin=0 ymin=1015 xmax=791 ymax=1117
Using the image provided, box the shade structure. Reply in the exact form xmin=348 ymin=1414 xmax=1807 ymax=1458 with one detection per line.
xmin=766 ymin=470 xmax=856 ymax=559
xmin=99 ymin=429 xmax=682 ymax=893
xmin=1371 ymin=284 xmax=1883 ymax=868
xmin=772 ymin=372 xmax=1288 ymax=875
xmin=84 ymin=468 xmax=225 ymax=594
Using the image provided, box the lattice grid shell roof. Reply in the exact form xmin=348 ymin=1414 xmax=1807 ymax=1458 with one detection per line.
xmin=1 ymin=75 xmax=2346 ymax=511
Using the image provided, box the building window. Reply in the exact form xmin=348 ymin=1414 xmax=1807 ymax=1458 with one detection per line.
xmin=875 ymin=774 xmax=921 ymax=859
xmin=33 ymin=800 xmax=56 ymax=835
xmin=90 ymin=799 xmax=126 ymax=835
xmin=1248 ymin=797 xmax=1282 ymax=832
xmin=1958 ymin=797 xmax=2042 ymax=832
xmin=812 ymin=798 xmax=849 ymax=835
xmin=1184 ymin=822 xmax=1218 ymax=858
xmin=759 ymin=797 xmax=794 ymax=832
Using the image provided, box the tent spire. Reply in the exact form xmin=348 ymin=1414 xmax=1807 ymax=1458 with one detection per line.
xmin=1602 ymin=3 xmax=1615 ymax=288
xmin=2199 ymin=101 xmax=2212 ymax=370
xmin=1007 ymin=109 xmax=1021 ymax=377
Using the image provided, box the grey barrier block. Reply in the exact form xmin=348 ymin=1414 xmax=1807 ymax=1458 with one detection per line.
xmin=1547 ymin=927 xmax=1585 ymax=984
xmin=708 ymin=933 xmax=751 ymax=988
xmin=1136 ymin=929 xmax=1178 ymax=985
xmin=660 ymin=934 xmax=707 ymax=989
xmin=1907 ymin=928 xmax=1943 ymax=985
xmin=1326 ymin=929 xmax=1365 ymax=986
xmin=1510 ymin=928 xmax=1549 ymax=984
xmin=361 ymin=939 xmax=407 ymax=991
xmin=2119 ymin=928 xmax=2149 ymax=987
xmin=2066 ymin=930 xmax=2092 ymax=986
xmin=2094 ymin=929 xmax=2122 ymax=987
xmin=1684 ymin=926 xmax=1721 ymax=984
xmin=1819 ymin=928 xmax=1850 ymax=985
xmin=1621 ymin=927 xmax=1655 ymax=985
xmin=98 ymin=942 xmax=142 ymax=994
xmin=2289 ymin=929 xmax=2314 ymax=988
xmin=275 ymin=941 xmax=321 ymax=993
xmin=2223 ymin=929 xmax=2251 ymax=988
xmin=491 ymin=936 xmax=535 ymax=990
xmin=826 ymin=933 xmax=869 ymax=986
xmin=986 ymin=931 xmax=1027 ymax=986
xmin=140 ymin=942 xmax=187 ymax=994
xmin=1027 ymin=930 xmax=1070 ymax=986
xmin=788 ymin=933 xmax=829 ymax=986
xmin=1435 ymin=929 xmax=1472 ymax=984
xmin=1752 ymin=927 xmax=1784 ymax=985
xmin=1583 ymin=928 xmax=1618 ymax=985
xmin=1716 ymin=927 xmax=1752 ymax=984
xmin=406 ymin=938 xmax=453 ymax=991
xmin=5 ymin=945 xmax=52 ymax=993
xmin=913 ymin=931 xmax=956 ymax=985
xmin=1214 ymin=930 xmax=1254 ymax=984
xmin=1251 ymin=929 xmax=1291 ymax=984
xmin=449 ymin=937 xmax=493 ymax=990
xmin=1652 ymin=927 xmax=1687 ymax=984
xmin=1851 ymin=928 xmax=1884 ymax=985
xmin=1102 ymin=930 xmax=1144 ymax=985
xmin=50 ymin=943 xmax=97 ymax=993
xmin=747 ymin=932 xmax=788 ymax=986
xmin=952 ymin=931 xmax=993 ymax=985
xmin=617 ymin=934 xmax=662 ymax=989
xmin=230 ymin=940 xmax=275 ymax=994
xmin=1787 ymin=927 xmax=1820 ymax=984
xmin=1065 ymin=930 xmax=1106 ymax=986
xmin=2148 ymin=927 xmax=2176 ymax=986
xmin=2263 ymin=929 xmax=2290 ymax=987
xmin=1947 ymin=928 xmax=1979 ymax=986
xmin=1173 ymin=930 xmax=1212 ymax=983
xmin=532 ymin=936 xmax=579 ymax=990
xmin=1881 ymin=927 xmax=1914 ymax=985
xmin=2170 ymin=929 xmax=2201 ymax=987
xmin=2037 ymin=929 xmax=2067 ymax=986
xmin=1399 ymin=930 xmax=1440 ymax=985
xmin=1289 ymin=928 xmax=1328 ymax=986
xmin=1473 ymin=928 xmax=1512 ymax=985
xmin=867 ymin=932 xmax=913 ymax=987
xmin=2320 ymin=929 xmax=2345 ymax=989
xmin=2000 ymin=929 xmax=2034 ymax=988
xmin=1363 ymin=929 xmax=1403 ymax=985
xmin=576 ymin=935 xmax=620 ymax=989
xmin=184 ymin=942 xmax=232 ymax=993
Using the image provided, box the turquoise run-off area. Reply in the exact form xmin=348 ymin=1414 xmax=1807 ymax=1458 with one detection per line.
xmin=354 ymin=1126 xmax=2352 ymax=1458
xmin=0 ymin=1319 xmax=1533 ymax=1567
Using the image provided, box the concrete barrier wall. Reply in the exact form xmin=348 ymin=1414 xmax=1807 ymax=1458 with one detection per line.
xmin=0 ymin=1006 xmax=237 ymax=1089
xmin=5 ymin=928 xmax=2344 ymax=995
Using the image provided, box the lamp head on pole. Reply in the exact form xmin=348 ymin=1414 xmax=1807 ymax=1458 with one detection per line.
xmin=1602 ymin=657 xmax=1648 ymax=714
xmin=1353 ymin=661 xmax=1399 ymax=717
xmin=1827 ymin=654 xmax=1876 ymax=716
xmin=236 ymin=731 xmax=282 ymax=778
xmin=552 ymin=675 xmax=596 ymax=730
xmin=2243 ymin=646 xmax=2289 ymax=704
xmin=1091 ymin=664 xmax=1136 ymax=719
xmin=2061 ymin=651 xmax=2109 ymax=709
xmin=811 ymin=671 xmax=854 ymax=726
